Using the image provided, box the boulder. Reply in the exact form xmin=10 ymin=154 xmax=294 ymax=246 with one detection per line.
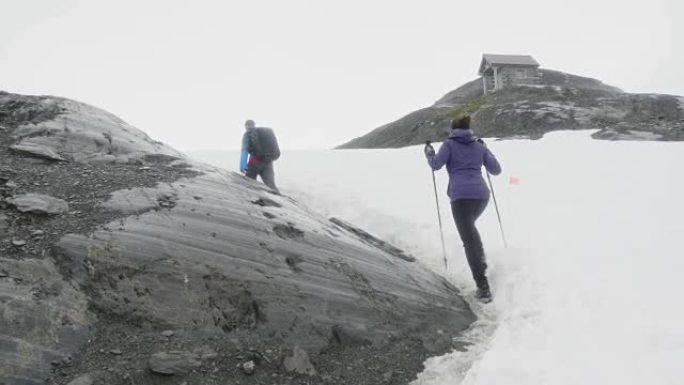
xmin=9 ymin=142 xmax=65 ymax=161
xmin=282 ymin=346 xmax=316 ymax=376
xmin=66 ymin=373 xmax=96 ymax=385
xmin=148 ymin=351 xmax=201 ymax=375
xmin=241 ymin=360 xmax=256 ymax=375
xmin=8 ymin=193 xmax=69 ymax=215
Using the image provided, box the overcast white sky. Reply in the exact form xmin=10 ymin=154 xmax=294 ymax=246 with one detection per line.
xmin=1 ymin=0 xmax=682 ymax=151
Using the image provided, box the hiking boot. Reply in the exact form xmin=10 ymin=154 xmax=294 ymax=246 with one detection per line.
xmin=475 ymin=287 xmax=492 ymax=303
xmin=475 ymin=277 xmax=492 ymax=303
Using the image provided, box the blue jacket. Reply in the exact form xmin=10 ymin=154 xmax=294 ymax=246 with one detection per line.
xmin=239 ymin=132 xmax=250 ymax=172
xmin=427 ymin=129 xmax=502 ymax=200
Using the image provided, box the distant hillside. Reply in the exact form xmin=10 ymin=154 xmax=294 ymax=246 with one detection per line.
xmin=337 ymin=69 xmax=684 ymax=148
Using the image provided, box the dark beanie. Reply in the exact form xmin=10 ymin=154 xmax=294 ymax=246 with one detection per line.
xmin=451 ymin=115 xmax=471 ymax=130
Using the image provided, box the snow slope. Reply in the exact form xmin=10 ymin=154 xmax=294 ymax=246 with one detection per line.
xmin=190 ymin=130 xmax=684 ymax=384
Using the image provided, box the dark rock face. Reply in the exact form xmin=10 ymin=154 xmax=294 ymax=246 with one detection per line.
xmin=337 ymin=69 xmax=684 ymax=148
xmin=330 ymin=217 xmax=416 ymax=262
xmin=0 ymin=257 xmax=91 ymax=385
xmin=0 ymin=92 xmax=475 ymax=385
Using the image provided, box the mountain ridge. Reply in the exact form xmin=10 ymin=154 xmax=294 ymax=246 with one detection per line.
xmin=337 ymin=69 xmax=684 ymax=148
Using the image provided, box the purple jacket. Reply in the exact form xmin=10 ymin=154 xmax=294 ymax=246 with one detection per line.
xmin=427 ymin=129 xmax=502 ymax=201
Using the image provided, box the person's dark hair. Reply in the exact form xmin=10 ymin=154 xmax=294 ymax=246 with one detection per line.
xmin=451 ymin=115 xmax=471 ymax=130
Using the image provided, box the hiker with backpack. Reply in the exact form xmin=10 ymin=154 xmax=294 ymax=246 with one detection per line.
xmin=423 ymin=116 xmax=501 ymax=302
xmin=240 ymin=119 xmax=281 ymax=193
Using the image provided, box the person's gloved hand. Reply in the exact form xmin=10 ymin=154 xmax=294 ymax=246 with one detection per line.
xmin=424 ymin=143 xmax=435 ymax=158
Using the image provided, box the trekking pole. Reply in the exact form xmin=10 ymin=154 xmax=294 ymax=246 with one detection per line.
xmin=486 ymin=171 xmax=508 ymax=248
xmin=431 ymin=170 xmax=449 ymax=269
xmin=426 ymin=141 xmax=449 ymax=269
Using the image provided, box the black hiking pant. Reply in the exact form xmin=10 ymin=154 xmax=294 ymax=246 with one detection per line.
xmin=451 ymin=199 xmax=489 ymax=289
xmin=246 ymin=161 xmax=279 ymax=193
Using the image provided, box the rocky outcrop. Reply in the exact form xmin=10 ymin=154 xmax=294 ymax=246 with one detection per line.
xmin=337 ymin=69 xmax=684 ymax=148
xmin=472 ymin=86 xmax=684 ymax=141
xmin=0 ymin=91 xmax=183 ymax=164
xmin=0 ymin=92 xmax=475 ymax=385
xmin=0 ymin=257 xmax=92 ymax=385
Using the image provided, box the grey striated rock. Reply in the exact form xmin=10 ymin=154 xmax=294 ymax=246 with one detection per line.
xmin=0 ymin=91 xmax=475 ymax=385
xmin=55 ymin=168 xmax=473 ymax=353
xmin=148 ymin=351 xmax=202 ymax=375
xmin=9 ymin=142 xmax=65 ymax=161
xmin=8 ymin=96 xmax=183 ymax=164
xmin=8 ymin=193 xmax=69 ymax=215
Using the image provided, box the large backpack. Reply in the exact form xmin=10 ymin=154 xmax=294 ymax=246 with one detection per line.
xmin=249 ymin=127 xmax=281 ymax=161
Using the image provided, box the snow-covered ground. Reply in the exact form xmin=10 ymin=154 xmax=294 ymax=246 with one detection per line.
xmin=190 ymin=130 xmax=684 ymax=384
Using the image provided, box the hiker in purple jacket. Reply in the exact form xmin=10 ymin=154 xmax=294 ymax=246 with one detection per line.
xmin=424 ymin=116 xmax=501 ymax=302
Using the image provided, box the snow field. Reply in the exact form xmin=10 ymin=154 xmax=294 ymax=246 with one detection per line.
xmin=191 ymin=130 xmax=684 ymax=384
